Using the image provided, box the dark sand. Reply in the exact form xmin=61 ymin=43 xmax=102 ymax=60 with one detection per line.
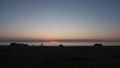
xmin=0 ymin=45 xmax=120 ymax=68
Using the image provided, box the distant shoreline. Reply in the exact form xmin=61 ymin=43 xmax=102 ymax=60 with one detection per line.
xmin=0 ymin=45 xmax=120 ymax=47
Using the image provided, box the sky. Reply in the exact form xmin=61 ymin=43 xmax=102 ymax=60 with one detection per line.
xmin=0 ymin=0 xmax=120 ymax=41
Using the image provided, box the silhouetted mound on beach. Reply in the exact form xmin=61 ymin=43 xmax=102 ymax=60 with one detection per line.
xmin=0 ymin=45 xmax=120 ymax=68
xmin=10 ymin=43 xmax=28 ymax=46
xmin=94 ymin=43 xmax=103 ymax=46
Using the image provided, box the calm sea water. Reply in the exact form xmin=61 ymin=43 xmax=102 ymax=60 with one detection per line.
xmin=0 ymin=41 xmax=120 ymax=46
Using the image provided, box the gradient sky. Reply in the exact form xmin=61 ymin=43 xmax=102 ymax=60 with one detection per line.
xmin=0 ymin=0 xmax=120 ymax=41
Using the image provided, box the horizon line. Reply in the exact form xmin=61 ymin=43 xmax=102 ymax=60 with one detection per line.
xmin=0 ymin=39 xmax=120 ymax=42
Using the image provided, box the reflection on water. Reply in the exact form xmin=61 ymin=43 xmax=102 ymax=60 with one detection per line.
xmin=0 ymin=41 xmax=120 ymax=46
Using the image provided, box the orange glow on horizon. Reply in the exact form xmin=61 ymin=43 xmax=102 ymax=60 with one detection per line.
xmin=47 ymin=41 xmax=59 ymax=44
xmin=0 ymin=33 xmax=120 ymax=41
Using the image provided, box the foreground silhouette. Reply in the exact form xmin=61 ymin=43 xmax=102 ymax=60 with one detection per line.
xmin=10 ymin=43 xmax=28 ymax=46
xmin=94 ymin=43 xmax=103 ymax=46
xmin=0 ymin=43 xmax=120 ymax=68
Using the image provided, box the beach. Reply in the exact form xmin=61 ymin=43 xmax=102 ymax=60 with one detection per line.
xmin=0 ymin=45 xmax=120 ymax=68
